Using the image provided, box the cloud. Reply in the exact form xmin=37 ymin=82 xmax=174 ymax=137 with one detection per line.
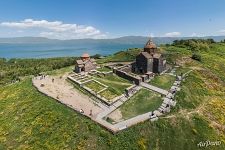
xmin=218 ymin=29 xmax=225 ymax=34
xmin=15 ymin=30 xmax=24 ymax=33
xmin=0 ymin=19 xmax=106 ymax=39
xmin=164 ymin=32 xmax=181 ymax=37
xmin=150 ymin=33 xmax=155 ymax=37
xmin=191 ymin=32 xmax=197 ymax=37
xmin=214 ymin=29 xmax=225 ymax=36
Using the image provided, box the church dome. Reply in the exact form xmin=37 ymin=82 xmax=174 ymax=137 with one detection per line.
xmin=144 ymin=43 xmax=156 ymax=49
xmin=144 ymin=38 xmax=156 ymax=49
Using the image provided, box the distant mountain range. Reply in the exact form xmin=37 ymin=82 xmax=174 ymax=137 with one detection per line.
xmin=0 ymin=36 xmax=225 ymax=45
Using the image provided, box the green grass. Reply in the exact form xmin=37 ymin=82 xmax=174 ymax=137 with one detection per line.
xmin=81 ymin=74 xmax=134 ymax=101
xmin=0 ymin=57 xmax=75 ymax=85
xmin=209 ymin=43 xmax=225 ymax=57
xmin=73 ymin=74 xmax=131 ymax=101
xmin=96 ymin=66 xmax=111 ymax=72
xmin=161 ymin=46 xmax=192 ymax=64
xmin=172 ymin=71 xmax=210 ymax=112
xmin=0 ymin=79 xmax=104 ymax=149
xmin=149 ymin=74 xmax=176 ymax=90
xmin=105 ymin=117 xmax=115 ymax=124
xmin=77 ymin=76 xmax=92 ymax=82
xmin=175 ymin=67 xmax=191 ymax=75
xmin=99 ymin=89 xmax=118 ymax=101
xmin=103 ymin=74 xmax=131 ymax=83
xmin=93 ymin=74 xmax=132 ymax=96
xmin=96 ymin=48 xmax=141 ymax=64
xmin=201 ymin=52 xmax=225 ymax=82
xmin=45 ymin=65 xmax=74 ymax=76
xmin=83 ymin=80 xmax=106 ymax=93
xmin=119 ymin=88 xmax=163 ymax=119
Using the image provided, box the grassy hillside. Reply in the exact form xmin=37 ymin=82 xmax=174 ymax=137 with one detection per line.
xmin=0 ymin=57 xmax=75 ymax=86
xmin=0 ymin=40 xmax=225 ymax=149
xmin=1 ymin=78 xmax=224 ymax=150
xmin=96 ymin=48 xmax=141 ymax=63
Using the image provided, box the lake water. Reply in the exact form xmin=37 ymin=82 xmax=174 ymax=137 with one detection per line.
xmin=0 ymin=43 xmax=143 ymax=59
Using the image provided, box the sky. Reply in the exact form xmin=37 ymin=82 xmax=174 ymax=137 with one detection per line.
xmin=0 ymin=0 xmax=225 ymax=39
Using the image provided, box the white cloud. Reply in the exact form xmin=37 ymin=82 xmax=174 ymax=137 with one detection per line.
xmin=164 ymin=32 xmax=181 ymax=37
xmin=191 ymin=32 xmax=197 ymax=37
xmin=150 ymin=33 xmax=155 ymax=37
xmin=16 ymin=30 xmax=24 ymax=33
xmin=218 ymin=29 xmax=225 ymax=34
xmin=0 ymin=19 xmax=106 ymax=39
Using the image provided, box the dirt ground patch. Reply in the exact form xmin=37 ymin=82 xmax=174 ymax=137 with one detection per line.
xmin=107 ymin=109 xmax=123 ymax=122
xmin=32 ymin=73 xmax=103 ymax=117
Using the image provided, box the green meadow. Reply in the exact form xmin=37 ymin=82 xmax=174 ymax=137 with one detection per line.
xmin=149 ymin=74 xmax=176 ymax=90
xmin=119 ymin=88 xmax=163 ymax=119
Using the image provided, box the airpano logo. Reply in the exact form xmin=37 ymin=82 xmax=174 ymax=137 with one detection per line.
xmin=197 ymin=140 xmax=221 ymax=148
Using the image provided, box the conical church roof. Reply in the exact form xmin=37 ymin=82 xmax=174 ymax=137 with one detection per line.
xmin=144 ymin=38 xmax=156 ymax=49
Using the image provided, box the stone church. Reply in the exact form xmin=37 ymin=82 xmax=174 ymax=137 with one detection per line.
xmin=132 ymin=38 xmax=166 ymax=74
xmin=75 ymin=53 xmax=96 ymax=73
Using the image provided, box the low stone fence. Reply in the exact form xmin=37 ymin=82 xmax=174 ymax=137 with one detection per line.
xmin=125 ymin=85 xmax=137 ymax=96
xmin=113 ymin=65 xmax=155 ymax=84
xmin=88 ymin=70 xmax=98 ymax=76
xmin=89 ymin=69 xmax=113 ymax=76
xmin=110 ymin=94 xmax=125 ymax=104
xmin=113 ymin=68 xmax=142 ymax=85
xmin=116 ymin=65 xmax=130 ymax=71
xmin=81 ymin=85 xmax=109 ymax=104
xmin=67 ymin=76 xmax=82 ymax=85
xmin=68 ymin=75 xmax=125 ymax=106
xmin=155 ymin=70 xmax=193 ymax=115
xmin=82 ymin=84 xmax=124 ymax=106
xmin=96 ymin=70 xmax=113 ymax=76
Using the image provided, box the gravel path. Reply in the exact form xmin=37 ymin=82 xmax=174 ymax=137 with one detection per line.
xmin=140 ymin=82 xmax=168 ymax=95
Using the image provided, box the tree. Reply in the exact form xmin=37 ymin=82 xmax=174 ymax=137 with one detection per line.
xmin=92 ymin=54 xmax=101 ymax=59
xmin=191 ymin=53 xmax=201 ymax=61
xmin=206 ymin=38 xmax=215 ymax=44
xmin=221 ymin=39 xmax=225 ymax=43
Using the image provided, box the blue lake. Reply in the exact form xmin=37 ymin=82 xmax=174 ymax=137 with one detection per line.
xmin=0 ymin=43 xmax=143 ymax=59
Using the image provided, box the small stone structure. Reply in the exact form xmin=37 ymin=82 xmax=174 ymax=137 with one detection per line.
xmin=75 ymin=53 xmax=96 ymax=73
xmin=113 ymin=64 xmax=155 ymax=85
xmin=113 ymin=66 xmax=142 ymax=85
xmin=125 ymin=85 xmax=139 ymax=97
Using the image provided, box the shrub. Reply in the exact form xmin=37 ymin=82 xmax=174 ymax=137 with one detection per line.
xmin=92 ymin=54 xmax=101 ymax=59
xmin=191 ymin=53 xmax=201 ymax=61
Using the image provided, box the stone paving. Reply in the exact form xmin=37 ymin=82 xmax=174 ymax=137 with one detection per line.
xmin=140 ymin=82 xmax=169 ymax=95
